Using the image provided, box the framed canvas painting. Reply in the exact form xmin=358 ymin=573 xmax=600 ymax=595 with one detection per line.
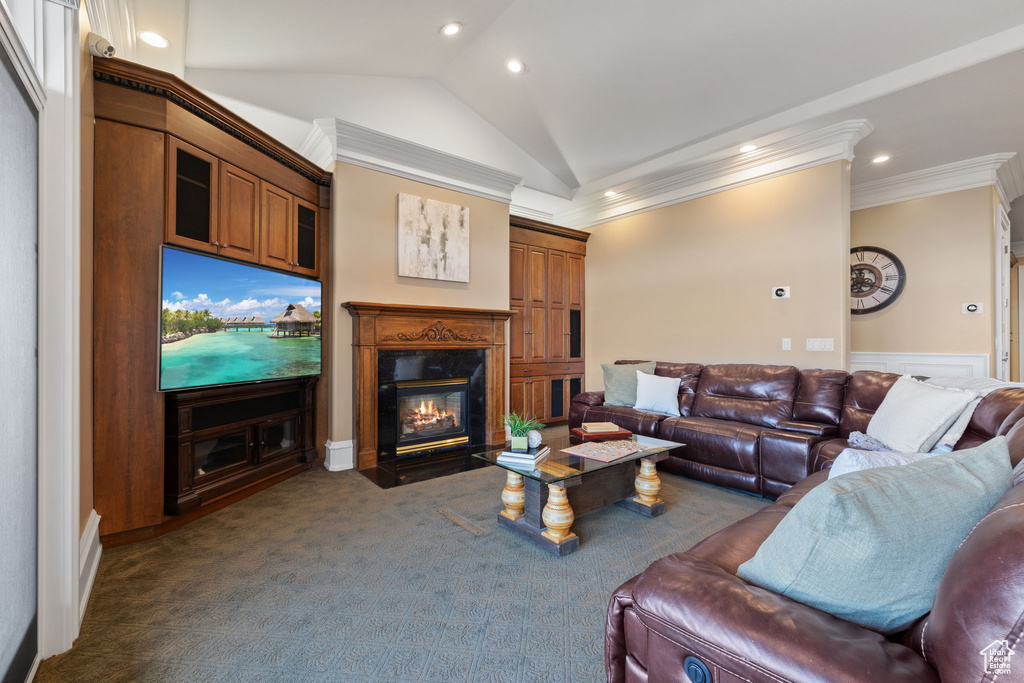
xmin=397 ymin=193 xmax=470 ymax=283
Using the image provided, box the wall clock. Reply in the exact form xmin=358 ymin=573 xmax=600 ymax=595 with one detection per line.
xmin=850 ymin=246 xmax=905 ymax=314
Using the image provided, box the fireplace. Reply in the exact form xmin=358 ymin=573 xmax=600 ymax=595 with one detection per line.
xmin=377 ymin=348 xmax=486 ymax=461
xmin=343 ymin=302 xmax=515 ymax=470
xmin=395 ymin=378 xmax=469 ymax=455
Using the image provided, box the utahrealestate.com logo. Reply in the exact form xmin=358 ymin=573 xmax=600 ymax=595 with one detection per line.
xmin=981 ymin=640 xmax=1016 ymax=676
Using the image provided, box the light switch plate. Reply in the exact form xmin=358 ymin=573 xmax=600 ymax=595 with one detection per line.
xmin=962 ymin=303 xmax=984 ymax=314
xmin=806 ymin=338 xmax=834 ymax=351
xmin=772 ymin=286 xmax=790 ymax=299
xmin=782 ymin=338 xmax=791 ymax=351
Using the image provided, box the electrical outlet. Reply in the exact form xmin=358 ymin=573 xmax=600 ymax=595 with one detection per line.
xmin=772 ymin=286 xmax=790 ymax=299
xmin=962 ymin=303 xmax=984 ymax=314
xmin=782 ymin=338 xmax=791 ymax=351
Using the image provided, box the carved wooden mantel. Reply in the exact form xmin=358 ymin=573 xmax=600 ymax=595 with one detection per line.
xmin=342 ymin=302 xmax=516 ymax=470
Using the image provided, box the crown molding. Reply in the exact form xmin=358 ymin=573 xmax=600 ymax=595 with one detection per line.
xmin=1011 ymin=241 xmax=1024 ymax=257
xmin=302 ymin=118 xmax=524 ymax=204
xmin=509 ymin=204 xmax=555 ymax=223
xmin=554 ymin=119 xmax=872 ymax=230
xmin=851 ymin=153 xmax=1024 ymax=212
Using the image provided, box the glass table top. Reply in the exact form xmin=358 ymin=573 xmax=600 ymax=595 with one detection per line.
xmin=470 ymin=434 xmax=682 ymax=483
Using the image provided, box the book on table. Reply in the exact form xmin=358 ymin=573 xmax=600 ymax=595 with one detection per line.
xmin=581 ymin=421 xmax=622 ymax=433
xmin=496 ymin=445 xmax=551 ymax=467
xmin=570 ymin=426 xmax=633 ymax=441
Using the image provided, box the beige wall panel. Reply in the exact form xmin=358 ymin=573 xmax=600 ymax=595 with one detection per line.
xmin=329 ymin=163 xmax=510 ymax=444
xmin=850 ymin=187 xmax=995 ymax=358
xmin=584 ymin=162 xmax=850 ymax=389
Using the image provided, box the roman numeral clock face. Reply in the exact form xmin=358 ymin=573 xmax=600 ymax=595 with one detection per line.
xmin=850 ymin=246 xmax=906 ymax=314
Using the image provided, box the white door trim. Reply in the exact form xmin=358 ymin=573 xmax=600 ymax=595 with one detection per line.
xmin=996 ymin=204 xmax=1012 ymax=380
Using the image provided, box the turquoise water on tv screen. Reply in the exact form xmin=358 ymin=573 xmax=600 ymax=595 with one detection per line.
xmin=160 ymin=330 xmax=321 ymax=390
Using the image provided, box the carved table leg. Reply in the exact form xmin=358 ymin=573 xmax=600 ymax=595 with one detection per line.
xmin=500 ymin=471 xmax=525 ymax=521
xmin=541 ymin=484 xmax=577 ymax=545
xmin=633 ymin=458 xmax=663 ymax=506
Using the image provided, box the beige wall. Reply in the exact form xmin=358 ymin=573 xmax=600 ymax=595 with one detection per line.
xmin=850 ymin=187 xmax=996 ymax=361
xmin=329 ymin=162 xmax=510 ymax=444
xmin=585 ymin=161 xmax=851 ymax=388
xmin=79 ymin=4 xmax=94 ymax=534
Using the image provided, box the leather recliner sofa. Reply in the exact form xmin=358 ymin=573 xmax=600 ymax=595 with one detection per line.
xmin=569 ymin=361 xmax=1024 ymax=681
xmin=572 ymin=361 xmax=893 ymax=496
xmin=604 ymin=386 xmax=1024 ymax=682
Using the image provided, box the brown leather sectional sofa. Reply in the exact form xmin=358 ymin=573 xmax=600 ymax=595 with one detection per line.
xmin=569 ymin=361 xmax=1024 ymax=682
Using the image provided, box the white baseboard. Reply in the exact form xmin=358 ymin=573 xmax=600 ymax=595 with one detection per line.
xmin=849 ymin=352 xmax=991 ymax=378
xmin=325 ymin=440 xmax=355 ymax=471
xmin=24 ymin=652 xmax=40 ymax=683
xmin=79 ymin=510 xmax=102 ymax=624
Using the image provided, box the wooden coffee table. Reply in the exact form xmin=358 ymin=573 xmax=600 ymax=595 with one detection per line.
xmin=471 ymin=434 xmax=683 ymax=555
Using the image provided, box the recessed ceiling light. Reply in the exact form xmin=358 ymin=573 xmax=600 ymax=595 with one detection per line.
xmin=739 ymin=144 xmax=757 ymax=153
xmin=872 ymin=155 xmax=890 ymax=163
xmin=604 ymin=191 xmax=617 ymax=198
xmin=441 ymin=23 xmax=461 ymax=36
xmin=506 ymin=59 xmax=524 ymax=73
xmin=139 ymin=31 xmax=169 ymax=48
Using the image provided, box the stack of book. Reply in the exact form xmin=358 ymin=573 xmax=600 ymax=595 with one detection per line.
xmin=570 ymin=422 xmax=633 ymax=441
xmin=496 ymin=444 xmax=551 ymax=469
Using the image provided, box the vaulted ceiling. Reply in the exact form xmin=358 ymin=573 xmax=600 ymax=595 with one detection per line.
xmin=99 ymin=0 xmax=1024 ymax=228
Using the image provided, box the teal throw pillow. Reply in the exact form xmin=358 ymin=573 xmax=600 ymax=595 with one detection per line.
xmin=602 ymin=362 xmax=656 ymax=407
xmin=737 ymin=437 xmax=1012 ymax=633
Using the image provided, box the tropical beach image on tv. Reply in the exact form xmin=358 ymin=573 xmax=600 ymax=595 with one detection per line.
xmin=159 ymin=246 xmax=322 ymax=391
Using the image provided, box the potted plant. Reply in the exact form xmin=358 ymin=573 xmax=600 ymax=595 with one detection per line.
xmin=504 ymin=412 xmax=544 ymax=452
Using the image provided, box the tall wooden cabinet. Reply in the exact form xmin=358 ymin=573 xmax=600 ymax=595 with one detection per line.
xmin=92 ymin=58 xmax=332 ymax=546
xmin=509 ymin=217 xmax=590 ymax=424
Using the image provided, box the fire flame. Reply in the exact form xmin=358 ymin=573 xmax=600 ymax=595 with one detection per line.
xmin=410 ymin=399 xmax=457 ymax=427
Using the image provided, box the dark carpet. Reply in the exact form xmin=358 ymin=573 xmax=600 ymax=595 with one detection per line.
xmin=36 ymin=463 xmax=768 ymax=682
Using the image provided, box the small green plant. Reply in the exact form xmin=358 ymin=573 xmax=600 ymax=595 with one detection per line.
xmin=503 ymin=412 xmax=544 ymax=437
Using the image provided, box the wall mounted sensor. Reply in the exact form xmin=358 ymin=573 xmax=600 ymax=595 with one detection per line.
xmin=772 ymin=286 xmax=790 ymax=299
xmin=87 ymin=33 xmax=116 ymax=58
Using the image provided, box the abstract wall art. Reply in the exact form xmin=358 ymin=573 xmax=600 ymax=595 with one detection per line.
xmin=397 ymin=193 xmax=470 ymax=283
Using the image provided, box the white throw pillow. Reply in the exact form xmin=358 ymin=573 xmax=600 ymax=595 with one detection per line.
xmin=828 ymin=448 xmax=935 ymax=479
xmin=633 ymin=371 xmax=681 ymax=416
xmin=867 ymin=376 xmax=974 ymax=453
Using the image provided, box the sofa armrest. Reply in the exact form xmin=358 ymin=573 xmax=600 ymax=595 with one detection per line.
xmin=604 ymin=576 xmax=638 ymax=683
xmin=776 ymin=420 xmax=839 ymax=437
xmin=626 ymin=554 xmax=937 ymax=683
xmin=572 ymin=390 xmax=605 ymax=406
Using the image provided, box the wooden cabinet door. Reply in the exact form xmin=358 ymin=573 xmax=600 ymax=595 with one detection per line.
xmin=528 ymin=247 xmax=547 ymax=306
xmin=509 ymin=377 xmax=528 ymax=418
xmin=509 ymin=305 xmax=527 ymax=364
xmin=527 ymin=377 xmax=548 ymax=422
xmin=166 ymin=136 xmax=218 ymax=253
xmin=260 ymin=181 xmax=293 ymax=270
xmin=548 ymin=250 xmax=567 ymax=307
xmin=568 ymin=253 xmax=585 ymax=308
xmin=510 ymin=243 xmax=527 ymax=307
xmin=218 ymin=163 xmax=259 ymax=262
xmin=548 ymin=306 xmax=567 ymax=362
xmin=292 ymin=197 xmax=319 ymax=277
xmin=527 ymin=304 xmax=547 ymax=363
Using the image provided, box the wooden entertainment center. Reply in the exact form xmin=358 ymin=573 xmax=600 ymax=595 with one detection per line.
xmin=92 ymin=58 xmax=332 ymax=546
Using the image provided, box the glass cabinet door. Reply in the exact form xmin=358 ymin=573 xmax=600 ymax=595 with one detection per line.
xmin=193 ymin=429 xmax=250 ymax=480
xmin=259 ymin=416 xmax=299 ymax=461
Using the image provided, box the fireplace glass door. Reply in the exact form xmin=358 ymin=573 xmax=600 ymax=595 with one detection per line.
xmin=395 ymin=378 xmax=470 ymax=455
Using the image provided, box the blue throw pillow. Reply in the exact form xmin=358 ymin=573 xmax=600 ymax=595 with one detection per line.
xmin=738 ymin=437 xmax=1012 ymax=633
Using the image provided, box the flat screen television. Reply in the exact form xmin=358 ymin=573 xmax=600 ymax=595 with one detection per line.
xmin=159 ymin=246 xmax=322 ymax=391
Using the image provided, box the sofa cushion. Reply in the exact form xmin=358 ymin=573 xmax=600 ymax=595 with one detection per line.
xmin=794 ymin=369 xmax=848 ymax=425
xmin=692 ymin=364 xmax=799 ymax=428
xmin=737 ymin=437 xmax=1013 ymax=633
xmin=616 ymin=360 xmax=703 ymax=416
xmin=602 ymin=361 xmax=656 ymax=407
xmin=572 ymin=404 xmax=663 ymax=437
xmin=839 ymin=371 xmax=900 ymax=436
xmin=632 ymin=371 xmax=681 ymax=416
xmin=659 ymin=416 xmax=763 ymax=478
xmin=812 ymin=438 xmax=850 ymax=472
xmin=956 ymin=386 xmax=1024 ymax=449
xmin=866 ymin=376 xmax=974 ymax=453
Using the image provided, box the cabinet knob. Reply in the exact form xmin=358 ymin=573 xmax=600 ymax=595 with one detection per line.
xmin=249 ymin=443 xmax=254 ymax=447
xmin=260 ymin=441 xmax=266 ymax=446
xmin=213 ymin=241 xmax=219 ymax=247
